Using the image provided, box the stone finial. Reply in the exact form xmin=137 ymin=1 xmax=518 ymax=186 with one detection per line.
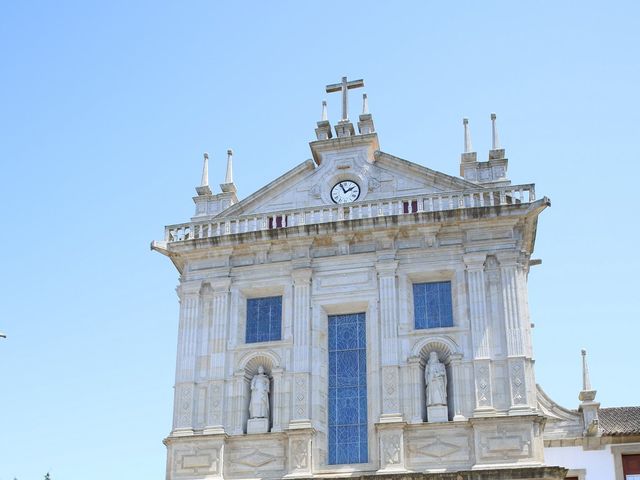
xmin=579 ymin=349 xmax=600 ymax=437
xmin=362 ymin=93 xmax=369 ymax=114
xmin=491 ymin=113 xmax=500 ymax=150
xmin=463 ymin=118 xmax=473 ymax=153
xmin=201 ymin=153 xmax=209 ymax=187
xmin=581 ymin=348 xmax=593 ymax=393
xmin=220 ymin=148 xmax=237 ymax=194
xmin=195 ymin=152 xmax=212 ymax=196
xmin=321 ymin=100 xmax=328 ymax=121
xmin=225 ymin=149 xmax=233 ymax=184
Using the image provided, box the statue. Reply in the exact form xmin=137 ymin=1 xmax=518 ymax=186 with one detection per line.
xmin=425 ymin=351 xmax=447 ymax=407
xmin=249 ymin=365 xmax=270 ymax=419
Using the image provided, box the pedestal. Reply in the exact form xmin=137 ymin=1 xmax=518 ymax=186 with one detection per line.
xmin=247 ymin=417 xmax=269 ymax=434
xmin=427 ymin=405 xmax=448 ymax=423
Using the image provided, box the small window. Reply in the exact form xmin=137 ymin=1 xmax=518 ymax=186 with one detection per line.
xmin=624 ymin=454 xmax=640 ymax=478
xmin=403 ymin=200 xmax=418 ymax=213
xmin=413 ymin=281 xmax=453 ymax=329
xmin=246 ymin=296 xmax=282 ymax=343
xmin=268 ymin=215 xmax=285 ymax=229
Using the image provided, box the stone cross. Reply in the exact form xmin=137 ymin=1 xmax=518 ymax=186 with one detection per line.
xmin=326 ymin=76 xmax=364 ymax=122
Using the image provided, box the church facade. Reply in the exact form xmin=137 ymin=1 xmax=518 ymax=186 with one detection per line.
xmin=152 ymin=78 xmax=639 ymax=480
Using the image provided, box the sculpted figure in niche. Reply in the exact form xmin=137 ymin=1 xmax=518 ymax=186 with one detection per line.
xmin=249 ymin=365 xmax=270 ymax=419
xmin=425 ymin=351 xmax=447 ymax=407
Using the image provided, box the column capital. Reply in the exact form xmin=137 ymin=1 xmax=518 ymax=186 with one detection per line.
xmin=376 ymin=260 xmax=398 ymax=277
xmin=495 ymin=250 xmax=519 ymax=267
xmin=177 ymin=280 xmax=203 ymax=297
xmin=292 ymin=267 xmax=312 ymax=284
xmin=207 ymin=277 xmax=232 ymax=294
xmin=463 ymin=252 xmax=487 ymax=270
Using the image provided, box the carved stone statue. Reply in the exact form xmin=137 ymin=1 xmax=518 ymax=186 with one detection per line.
xmin=249 ymin=365 xmax=270 ymax=419
xmin=425 ymin=351 xmax=447 ymax=406
xmin=425 ymin=352 xmax=448 ymax=423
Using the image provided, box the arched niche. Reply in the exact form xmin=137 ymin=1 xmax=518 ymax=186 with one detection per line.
xmin=237 ymin=350 xmax=282 ymax=433
xmin=411 ymin=336 xmax=461 ymax=422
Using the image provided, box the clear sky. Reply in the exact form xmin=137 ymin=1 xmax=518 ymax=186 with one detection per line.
xmin=1 ymin=1 xmax=639 ymax=479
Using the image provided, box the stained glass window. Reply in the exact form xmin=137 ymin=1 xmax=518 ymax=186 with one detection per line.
xmin=413 ymin=281 xmax=453 ymax=329
xmin=245 ymin=296 xmax=282 ymax=343
xmin=328 ymin=313 xmax=368 ymax=465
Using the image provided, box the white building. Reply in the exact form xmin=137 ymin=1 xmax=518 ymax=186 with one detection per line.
xmin=152 ymin=77 xmax=640 ymax=480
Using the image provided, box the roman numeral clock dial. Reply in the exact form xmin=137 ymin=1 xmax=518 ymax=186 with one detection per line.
xmin=331 ymin=180 xmax=361 ymax=204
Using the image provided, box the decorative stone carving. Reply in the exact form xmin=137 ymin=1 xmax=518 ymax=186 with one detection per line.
xmin=248 ymin=366 xmax=270 ymax=434
xmin=426 ymin=352 xmax=448 ymax=422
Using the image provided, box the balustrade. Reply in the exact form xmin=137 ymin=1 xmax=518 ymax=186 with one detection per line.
xmin=165 ymin=184 xmax=536 ymax=242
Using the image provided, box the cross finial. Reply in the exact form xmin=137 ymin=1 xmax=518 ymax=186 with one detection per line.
xmin=326 ymin=76 xmax=364 ymax=121
xmin=463 ymin=118 xmax=473 ymax=153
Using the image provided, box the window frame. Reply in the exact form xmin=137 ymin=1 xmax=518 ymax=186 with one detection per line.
xmin=612 ymin=444 xmax=640 ymax=480
xmin=245 ymin=295 xmax=283 ymax=344
xmin=412 ymin=280 xmax=454 ymax=330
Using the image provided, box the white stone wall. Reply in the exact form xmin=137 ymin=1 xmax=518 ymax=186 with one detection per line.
xmin=159 ymin=131 xmax=553 ymax=479
xmin=544 ymin=445 xmax=615 ymax=480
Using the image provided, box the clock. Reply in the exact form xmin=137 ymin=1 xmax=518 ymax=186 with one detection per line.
xmin=331 ymin=180 xmax=361 ymax=204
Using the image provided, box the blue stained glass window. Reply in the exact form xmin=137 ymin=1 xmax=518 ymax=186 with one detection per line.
xmin=413 ymin=281 xmax=453 ymax=329
xmin=328 ymin=313 xmax=368 ymax=465
xmin=245 ymin=296 xmax=282 ymax=343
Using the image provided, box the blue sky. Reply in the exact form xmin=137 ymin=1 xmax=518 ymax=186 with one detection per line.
xmin=1 ymin=1 xmax=639 ymax=479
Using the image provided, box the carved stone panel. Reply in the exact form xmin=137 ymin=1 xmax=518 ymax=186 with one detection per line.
xmin=169 ymin=441 xmax=222 ymax=479
xmin=405 ymin=424 xmax=472 ymax=470
xmin=225 ymin=435 xmax=286 ymax=479
xmin=473 ymin=421 xmax=535 ymax=464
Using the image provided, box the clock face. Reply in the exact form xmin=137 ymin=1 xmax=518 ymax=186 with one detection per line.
xmin=331 ymin=180 xmax=361 ymax=204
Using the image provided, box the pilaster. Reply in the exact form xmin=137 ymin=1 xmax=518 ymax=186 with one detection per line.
xmin=173 ymin=281 xmax=201 ymax=435
xmin=497 ymin=252 xmax=535 ymax=413
xmin=290 ymin=267 xmax=312 ymax=428
xmin=407 ymin=356 xmax=423 ymax=424
xmin=463 ymin=253 xmax=496 ymax=416
xmin=376 ymin=259 xmax=402 ymax=422
xmin=376 ymin=422 xmax=407 ymax=473
xmin=285 ymin=426 xmax=315 ymax=477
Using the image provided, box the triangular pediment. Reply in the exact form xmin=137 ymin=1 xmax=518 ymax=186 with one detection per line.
xmin=218 ymin=135 xmax=479 ymax=218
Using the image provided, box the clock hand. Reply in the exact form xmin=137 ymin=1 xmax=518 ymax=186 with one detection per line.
xmin=340 ymin=183 xmax=348 ymax=193
xmin=344 ymin=186 xmax=355 ymax=193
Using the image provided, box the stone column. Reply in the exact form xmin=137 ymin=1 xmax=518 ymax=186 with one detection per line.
xmin=290 ymin=268 xmax=312 ymax=428
xmin=230 ymin=369 xmax=247 ymax=435
xmin=463 ymin=253 xmax=495 ymax=414
xmin=205 ymin=278 xmax=231 ymax=434
xmin=271 ymin=367 xmax=284 ymax=432
xmin=377 ymin=260 xmax=403 ymax=422
xmin=407 ymin=356 xmax=423 ymax=424
xmin=173 ymin=281 xmax=201 ymax=435
xmin=497 ymin=252 xmax=534 ymax=413
xmin=449 ymin=353 xmax=466 ymax=421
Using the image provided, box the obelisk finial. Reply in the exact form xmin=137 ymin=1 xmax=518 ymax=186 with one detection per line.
xmin=201 ymin=153 xmax=209 ymax=187
xmin=581 ymin=348 xmax=592 ymax=391
xmin=195 ymin=152 xmax=212 ymax=196
xmin=225 ymin=149 xmax=233 ymax=184
xmin=463 ymin=118 xmax=473 ymax=153
xmin=321 ymin=100 xmax=328 ymax=121
xmin=362 ymin=93 xmax=369 ymax=114
xmin=491 ymin=113 xmax=500 ymax=150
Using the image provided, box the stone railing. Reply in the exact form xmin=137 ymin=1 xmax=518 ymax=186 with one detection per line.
xmin=165 ymin=184 xmax=535 ymax=242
